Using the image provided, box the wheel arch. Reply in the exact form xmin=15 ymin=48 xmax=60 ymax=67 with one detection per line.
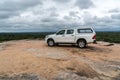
xmin=47 ymin=38 xmax=55 ymax=43
xmin=76 ymin=38 xmax=87 ymax=44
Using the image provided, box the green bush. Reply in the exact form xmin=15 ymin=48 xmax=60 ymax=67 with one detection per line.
xmin=0 ymin=32 xmax=54 ymax=42
xmin=0 ymin=32 xmax=120 ymax=43
xmin=96 ymin=32 xmax=120 ymax=43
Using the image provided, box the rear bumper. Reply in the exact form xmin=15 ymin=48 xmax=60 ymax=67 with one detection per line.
xmin=93 ymin=40 xmax=97 ymax=44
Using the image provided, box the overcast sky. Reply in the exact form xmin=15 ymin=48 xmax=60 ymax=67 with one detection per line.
xmin=0 ymin=0 xmax=120 ymax=32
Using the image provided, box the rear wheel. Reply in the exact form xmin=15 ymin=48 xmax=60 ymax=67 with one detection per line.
xmin=77 ymin=40 xmax=86 ymax=48
xmin=47 ymin=39 xmax=55 ymax=47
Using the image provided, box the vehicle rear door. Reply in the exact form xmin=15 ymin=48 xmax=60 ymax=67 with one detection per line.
xmin=64 ymin=29 xmax=75 ymax=43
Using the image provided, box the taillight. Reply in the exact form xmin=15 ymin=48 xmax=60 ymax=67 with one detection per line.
xmin=92 ymin=34 xmax=96 ymax=39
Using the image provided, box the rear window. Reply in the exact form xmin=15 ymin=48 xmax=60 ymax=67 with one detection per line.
xmin=77 ymin=28 xmax=93 ymax=33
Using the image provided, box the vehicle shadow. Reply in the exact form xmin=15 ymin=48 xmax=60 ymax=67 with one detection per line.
xmin=55 ymin=44 xmax=78 ymax=48
xmin=54 ymin=44 xmax=111 ymax=53
xmin=55 ymin=44 xmax=94 ymax=49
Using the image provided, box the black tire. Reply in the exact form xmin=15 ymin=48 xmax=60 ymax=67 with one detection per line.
xmin=47 ymin=39 xmax=55 ymax=47
xmin=77 ymin=40 xmax=86 ymax=48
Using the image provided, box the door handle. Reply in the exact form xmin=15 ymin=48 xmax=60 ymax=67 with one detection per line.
xmin=71 ymin=35 xmax=74 ymax=36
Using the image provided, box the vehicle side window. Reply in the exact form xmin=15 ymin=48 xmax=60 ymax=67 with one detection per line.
xmin=56 ymin=30 xmax=65 ymax=35
xmin=66 ymin=29 xmax=74 ymax=34
xmin=77 ymin=29 xmax=93 ymax=33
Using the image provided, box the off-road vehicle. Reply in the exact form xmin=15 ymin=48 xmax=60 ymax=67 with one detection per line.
xmin=45 ymin=27 xmax=96 ymax=48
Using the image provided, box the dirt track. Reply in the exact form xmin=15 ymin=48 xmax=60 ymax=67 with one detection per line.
xmin=0 ymin=40 xmax=120 ymax=80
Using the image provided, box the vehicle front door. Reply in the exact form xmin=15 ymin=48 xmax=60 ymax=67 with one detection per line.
xmin=55 ymin=30 xmax=66 ymax=43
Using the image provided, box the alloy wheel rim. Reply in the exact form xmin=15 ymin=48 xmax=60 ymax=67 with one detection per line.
xmin=49 ymin=41 xmax=54 ymax=46
xmin=79 ymin=41 xmax=85 ymax=48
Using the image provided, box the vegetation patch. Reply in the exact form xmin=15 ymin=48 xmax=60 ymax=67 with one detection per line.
xmin=0 ymin=32 xmax=120 ymax=43
xmin=96 ymin=32 xmax=120 ymax=43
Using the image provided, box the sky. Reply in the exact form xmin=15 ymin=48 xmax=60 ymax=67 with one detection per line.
xmin=0 ymin=0 xmax=120 ymax=32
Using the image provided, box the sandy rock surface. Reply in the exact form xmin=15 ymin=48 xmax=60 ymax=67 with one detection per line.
xmin=0 ymin=40 xmax=120 ymax=80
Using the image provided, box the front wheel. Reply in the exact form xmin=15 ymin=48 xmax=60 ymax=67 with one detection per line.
xmin=47 ymin=39 xmax=55 ymax=47
xmin=77 ymin=40 xmax=86 ymax=48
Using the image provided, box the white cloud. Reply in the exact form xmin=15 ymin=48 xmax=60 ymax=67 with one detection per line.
xmin=75 ymin=0 xmax=94 ymax=9
xmin=0 ymin=0 xmax=120 ymax=32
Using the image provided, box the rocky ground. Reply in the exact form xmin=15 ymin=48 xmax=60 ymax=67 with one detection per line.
xmin=0 ymin=40 xmax=120 ymax=80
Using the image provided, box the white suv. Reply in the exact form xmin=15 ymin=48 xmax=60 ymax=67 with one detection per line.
xmin=45 ymin=27 xmax=96 ymax=48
